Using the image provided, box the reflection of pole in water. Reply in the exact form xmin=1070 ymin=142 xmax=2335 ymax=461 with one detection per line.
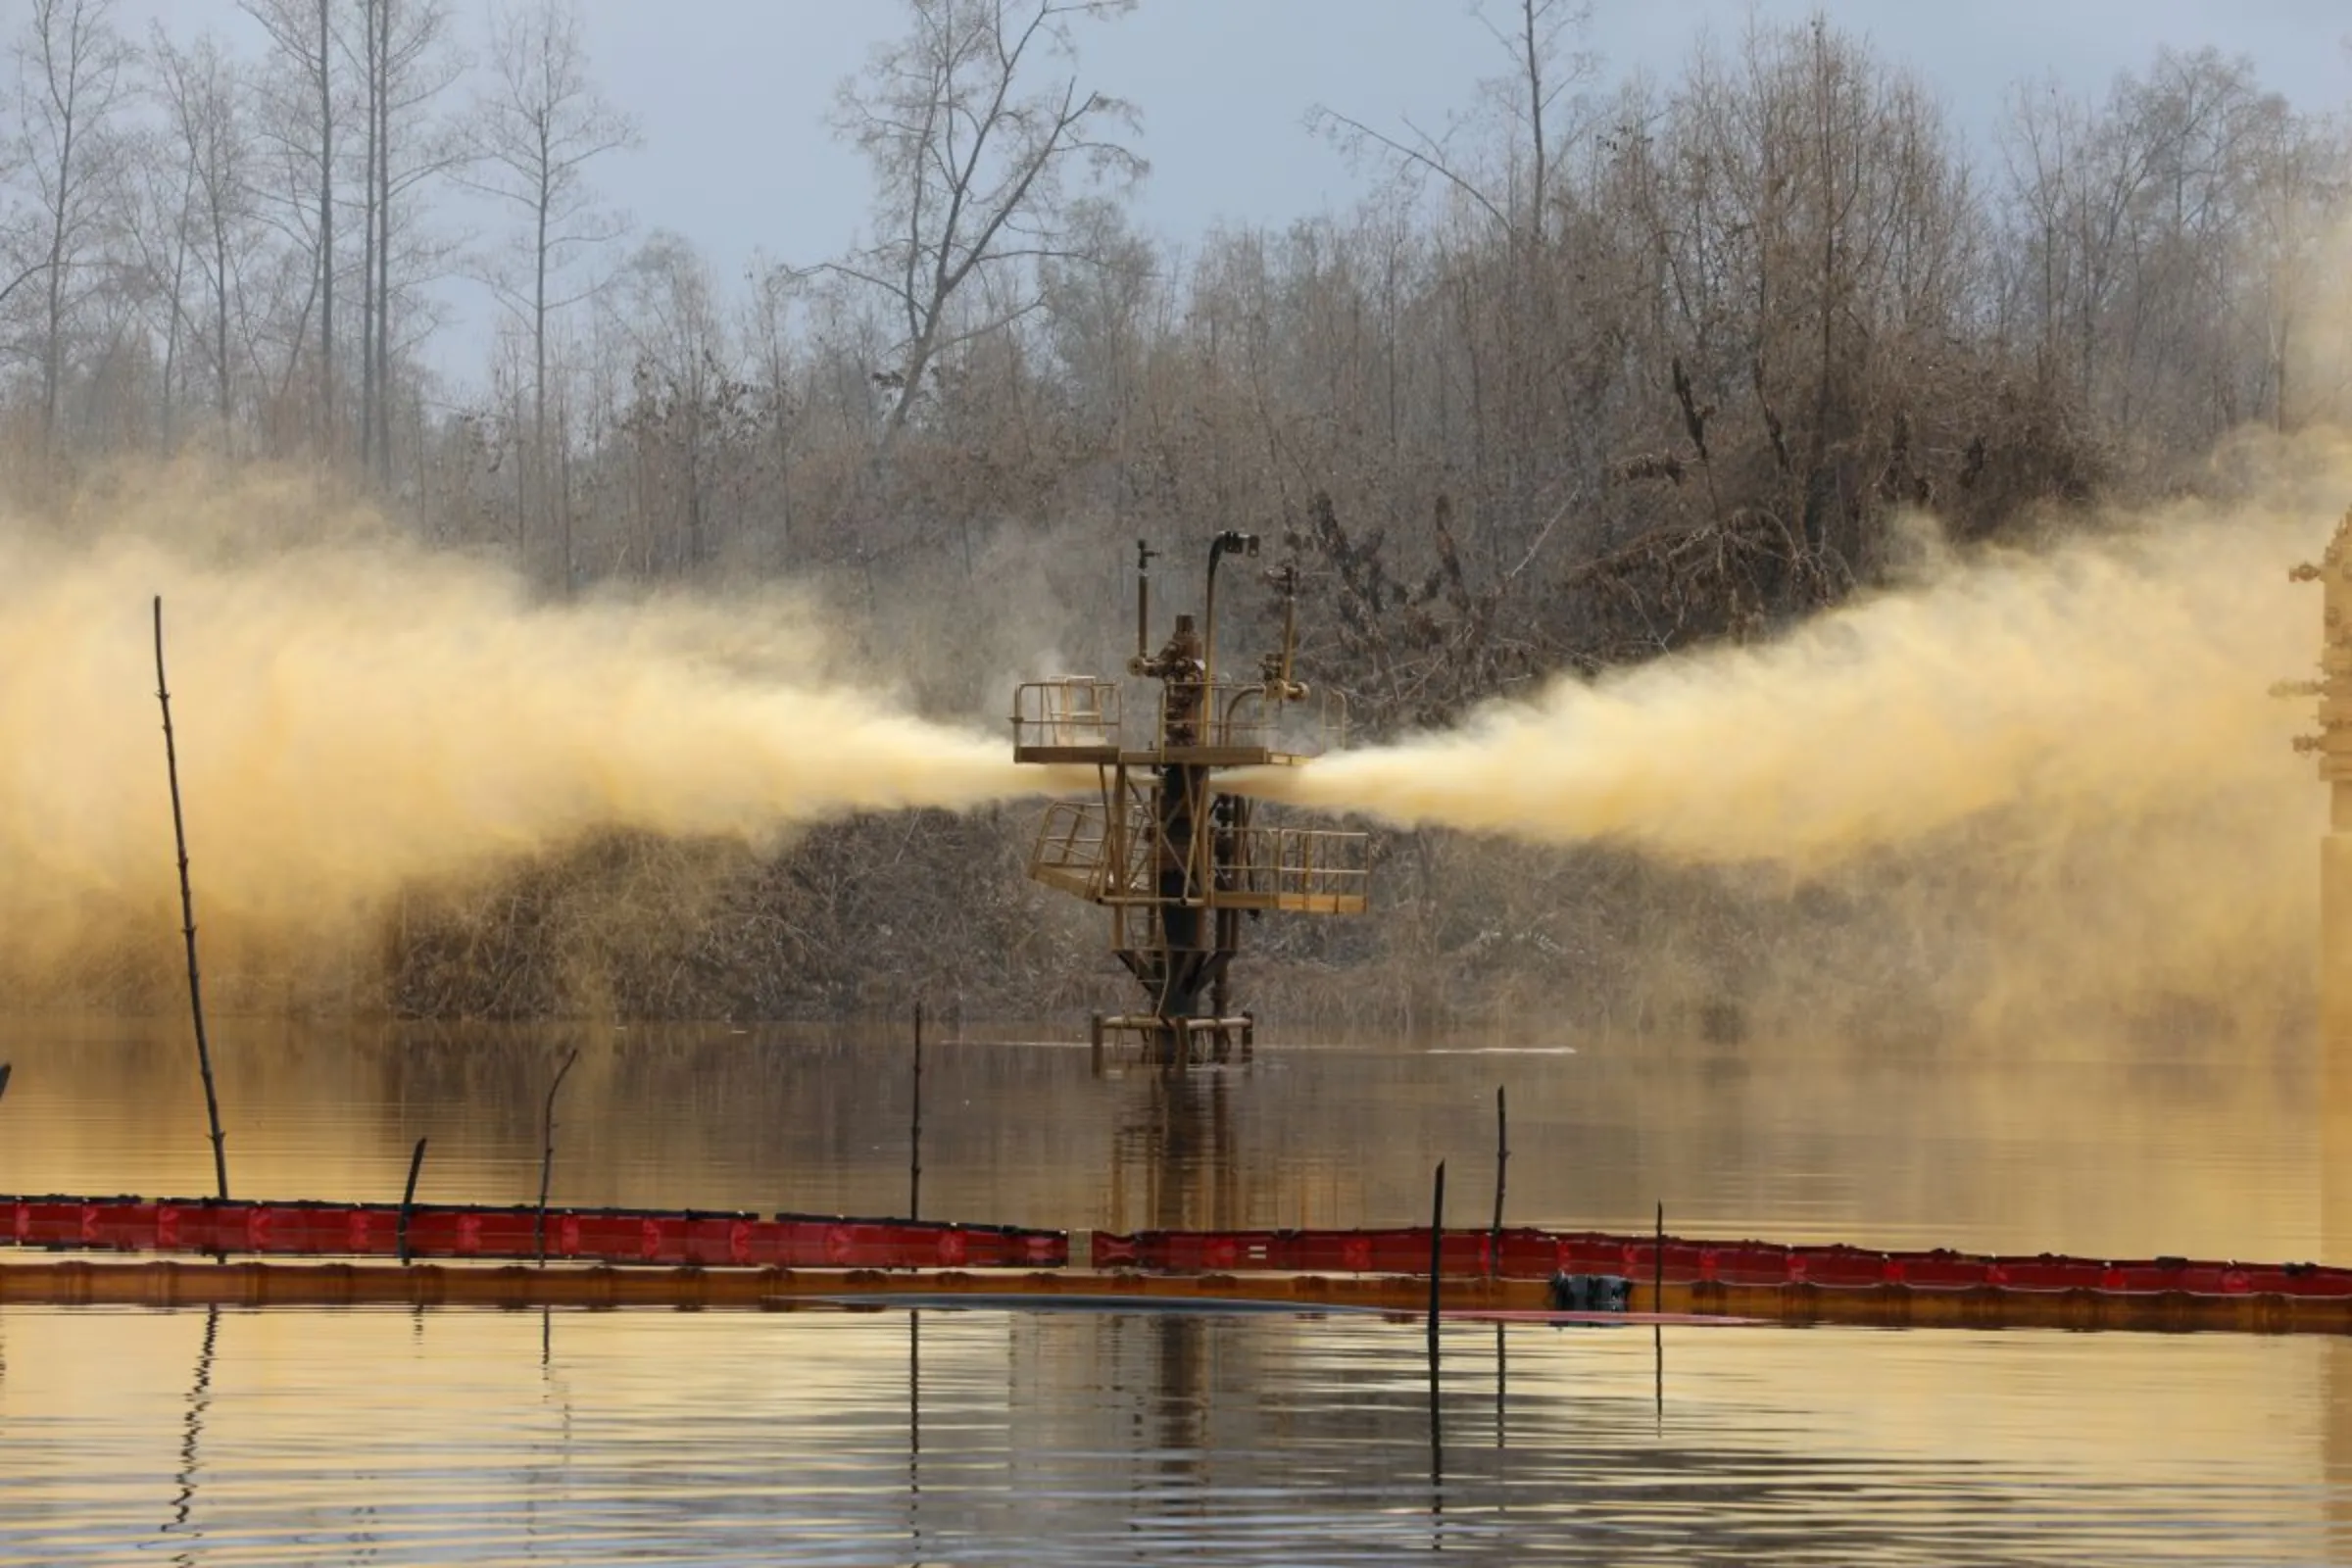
xmin=1494 ymin=1323 xmax=1506 ymax=1452
xmin=1429 ymin=1320 xmax=1444 ymax=1548
xmin=1654 ymin=1323 xmax=1664 ymax=1436
xmin=162 ymin=1304 xmax=220 ymax=1561
xmin=1429 ymin=1158 xmax=1445 ymax=1547
xmin=906 ymin=1308 xmax=922 ymax=1554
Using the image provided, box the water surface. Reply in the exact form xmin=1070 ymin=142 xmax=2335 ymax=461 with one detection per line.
xmin=0 ymin=1018 xmax=2344 ymax=1564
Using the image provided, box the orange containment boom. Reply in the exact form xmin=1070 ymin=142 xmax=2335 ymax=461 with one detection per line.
xmin=10 ymin=1201 xmax=2352 ymax=1334
xmin=1 ymin=1196 xmax=1067 ymax=1270
xmin=2 ymin=1256 xmax=2351 ymax=1333
xmin=1095 ymin=1224 xmax=2352 ymax=1298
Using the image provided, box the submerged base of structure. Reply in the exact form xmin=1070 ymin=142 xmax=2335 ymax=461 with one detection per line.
xmin=1091 ymin=1010 xmax=1254 ymax=1064
xmin=9 ymin=1258 xmax=2352 ymax=1334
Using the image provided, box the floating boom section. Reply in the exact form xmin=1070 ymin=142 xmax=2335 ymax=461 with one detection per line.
xmin=17 ymin=1206 xmax=2352 ymax=1333
xmin=1012 ymin=533 xmax=1370 ymax=1059
xmin=1 ymin=1196 xmax=1067 ymax=1269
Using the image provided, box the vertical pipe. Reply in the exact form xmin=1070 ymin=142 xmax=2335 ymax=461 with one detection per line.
xmin=1427 ymin=1160 xmax=1446 ymax=1357
xmin=1135 ymin=538 xmax=1152 ymax=663
xmin=1278 ymin=571 xmax=1298 ymax=689
xmin=910 ymin=1002 xmax=924 ymax=1221
xmin=1489 ymin=1086 xmax=1507 ymax=1277
xmin=154 ymin=597 xmax=229 ymax=1202
xmin=396 ymin=1136 xmax=428 ymax=1264
xmin=1204 ymin=543 xmax=1222 ymax=692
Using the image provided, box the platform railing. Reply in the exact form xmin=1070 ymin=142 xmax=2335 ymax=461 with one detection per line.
xmin=1316 ymin=689 xmax=1350 ymax=753
xmin=1028 ymin=799 xmax=1112 ymax=897
xmin=1012 ymin=677 xmax=1121 ymax=751
xmin=1155 ymin=681 xmax=1318 ymax=754
xmin=1230 ymin=825 xmax=1371 ymax=906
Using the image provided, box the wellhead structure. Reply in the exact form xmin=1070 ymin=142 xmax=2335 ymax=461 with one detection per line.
xmin=1010 ymin=531 xmax=1369 ymax=1060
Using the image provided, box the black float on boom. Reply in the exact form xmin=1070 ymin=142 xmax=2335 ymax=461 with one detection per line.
xmin=1011 ymin=532 xmax=1369 ymax=1062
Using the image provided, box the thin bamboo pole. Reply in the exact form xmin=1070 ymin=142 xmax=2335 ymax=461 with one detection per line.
xmin=1427 ymin=1160 xmax=1446 ymax=1357
xmin=1489 ymin=1087 xmax=1507 ymax=1276
xmin=534 ymin=1049 xmax=580 ymax=1263
xmin=154 ymin=597 xmax=228 ymax=1201
xmin=397 ymin=1138 xmax=429 ymax=1264
xmin=909 ymin=1003 xmax=924 ymax=1220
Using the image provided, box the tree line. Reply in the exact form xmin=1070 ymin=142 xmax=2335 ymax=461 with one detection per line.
xmin=8 ymin=0 xmax=2344 ymax=1028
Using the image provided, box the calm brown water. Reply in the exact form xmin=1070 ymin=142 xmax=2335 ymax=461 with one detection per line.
xmin=2 ymin=1016 xmax=2348 ymax=1564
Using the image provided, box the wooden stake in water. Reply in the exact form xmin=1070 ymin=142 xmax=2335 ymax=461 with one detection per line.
xmin=534 ymin=1048 xmax=580 ymax=1264
xmin=397 ymin=1137 xmax=429 ymax=1264
xmin=1654 ymin=1200 xmax=1665 ymax=1310
xmin=1654 ymin=1201 xmax=1666 ymax=1427
xmin=154 ymin=597 xmax=229 ymax=1202
xmin=1428 ymin=1160 xmax=1446 ymax=1358
xmin=909 ymin=1002 xmax=924 ymax=1221
xmin=1489 ymin=1086 xmax=1507 ymax=1277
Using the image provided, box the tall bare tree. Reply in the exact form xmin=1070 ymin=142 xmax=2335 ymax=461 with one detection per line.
xmin=1308 ymin=0 xmax=1600 ymax=575
xmin=345 ymin=0 xmax=461 ymax=481
xmin=148 ymin=28 xmax=261 ymax=440
xmin=1312 ymin=0 xmax=1593 ymax=247
xmin=14 ymin=0 xmax=131 ymax=442
xmin=460 ymin=0 xmax=638 ymax=577
xmin=827 ymin=0 xmax=1145 ymax=455
xmin=240 ymin=0 xmax=338 ymax=449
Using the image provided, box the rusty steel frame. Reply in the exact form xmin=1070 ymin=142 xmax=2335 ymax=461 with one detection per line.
xmin=1012 ymin=534 xmax=1371 ymax=1062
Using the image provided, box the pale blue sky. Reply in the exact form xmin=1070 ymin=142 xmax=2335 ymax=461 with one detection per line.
xmin=114 ymin=0 xmax=2352 ymax=384
xmin=572 ymin=1 xmax=2351 ymax=264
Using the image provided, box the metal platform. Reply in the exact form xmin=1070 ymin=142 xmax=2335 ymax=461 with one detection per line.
xmin=1010 ymin=535 xmax=1371 ymax=1060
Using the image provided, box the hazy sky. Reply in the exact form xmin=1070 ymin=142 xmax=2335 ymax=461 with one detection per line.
xmin=566 ymin=0 xmax=2351 ymax=277
xmin=120 ymin=0 xmax=2352 ymax=383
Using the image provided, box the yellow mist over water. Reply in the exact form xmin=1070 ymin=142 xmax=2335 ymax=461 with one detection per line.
xmin=1253 ymin=437 xmax=2336 ymax=867
xmin=6 ymin=429 xmax=2342 ymax=1039
xmin=0 ymin=463 xmax=1064 ymax=961
xmin=1237 ymin=431 xmax=2352 ymax=1042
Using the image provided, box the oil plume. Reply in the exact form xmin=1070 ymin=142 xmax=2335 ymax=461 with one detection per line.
xmin=0 ymin=461 xmax=1067 ymax=969
xmin=1253 ymin=440 xmax=2333 ymax=866
xmin=1240 ymin=430 xmax=2352 ymax=1045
